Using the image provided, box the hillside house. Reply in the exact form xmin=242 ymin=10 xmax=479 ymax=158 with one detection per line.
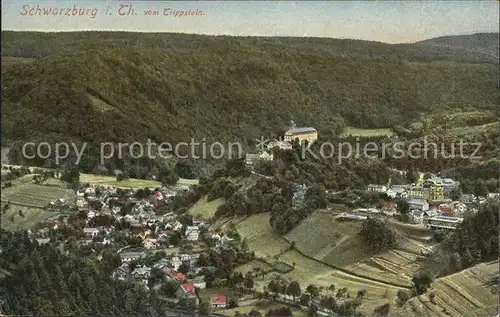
xmin=245 ymin=151 xmax=274 ymax=168
xmin=211 ymin=296 xmax=227 ymax=309
xmin=409 ymin=210 xmax=424 ymax=224
xmin=454 ymin=202 xmax=467 ymax=214
xmin=423 ymin=180 xmax=445 ymax=202
xmin=192 ymin=217 xmax=205 ymax=226
xmin=284 ymin=127 xmax=318 ymax=143
xmin=267 ymin=140 xmax=292 ymax=150
xmin=407 ymin=185 xmax=425 ymax=199
xmin=171 ymin=256 xmax=182 ymax=270
xmin=193 ymin=276 xmax=206 ymax=289
xmin=292 ymin=183 xmax=308 ymax=210
xmin=423 ymin=209 xmax=439 ymax=218
xmin=83 ymin=228 xmax=100 ymax=240
xmin=407 ymin=198 xmax=429 ymax=211
xmin=427 ymin=216 xmax=464 ymax=230
xmin=438 ymin=203 xmax=455 ymax=215
xmin=113 ymin=263 xmax=130 ymax=281
xmin=45 ymin=221 xmax=58 ymax=230
xmin=367 ymin=184 xmax=387 ymax=193
xmin=36 ymin=238 xmax=51 ymax=245
xmin=185 ymin=226 xmax=199 ymax=241
xmin=176 ymin=281 xmax=199 ymax=305
xmin=460 ymin=194 xmax=477 ymax=204
xmin=143 ymin=238 xmax=158 ymax=250
xmin=387 ymin=185 xmax=408 ymax=199
xmin=131 ymin=265 xmax=151 ymax=280
xmin=381 ymin=202 xmax=396 ymax=215
xmin=487 ymin=193 xmax=500 ymax=200
xmin=119 ymin=251 xmax=146 ymax=263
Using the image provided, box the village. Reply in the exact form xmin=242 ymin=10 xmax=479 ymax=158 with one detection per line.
xmin=1 ymin=125 xmax=499 ymax=317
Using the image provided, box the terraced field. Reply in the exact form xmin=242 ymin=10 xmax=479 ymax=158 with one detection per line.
xmin=285 ymin=211 xmax=433 ymax=286
xmin=237 ymin=249 xmax=403 ymax=315
xmin=393 ymin=260 xmax=499 ymax=317
xmin=229 ymin=213 xmax=417 ymax=314
xmin=0 ymin=176 xmax=72 ymax=230
xmin=1 ymin=177 xmax=74 ymax=208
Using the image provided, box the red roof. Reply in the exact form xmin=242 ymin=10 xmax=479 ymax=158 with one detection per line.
xmin=211 ymin=296 xmax=226 ymax=304
xmin=181 ymin=281 xmax=195 ymax=296
xmin=438 ymin=204 xmax=454 ymax=213
xmin=175 ymin=272 xmax=186 ymax=281
xmin=46 ymin=221 xmax=57 ymax=229
xmin=381 ymin=202 xmax=395 ymax=209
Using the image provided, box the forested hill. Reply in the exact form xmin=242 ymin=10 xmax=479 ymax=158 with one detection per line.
xmin=1 ymin=32 xmax=498 ymax=147
xmin=417 ymin=32 xmax=499 ymax=59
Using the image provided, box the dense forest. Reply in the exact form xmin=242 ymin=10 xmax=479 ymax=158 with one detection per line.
xmin=0 ymin=230 xmax=168 ymax=316
xmin=2 ymin=32 xmax=498 ymax=157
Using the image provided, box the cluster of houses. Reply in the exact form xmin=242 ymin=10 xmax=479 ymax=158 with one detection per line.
xmin=365 ymin=174 xmax=499 ymax=230
xmin=27 ymin=183 xmax=234 ymax=310
xmin=245 ymin=125 xmax=318 ymax=169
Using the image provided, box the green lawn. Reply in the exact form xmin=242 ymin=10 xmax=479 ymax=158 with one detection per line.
xmin=1 ymin=165 xmax=198 ymax=189
xmin=0 ymin=205 xmax=58 ymax=231
xmin=234 ymin=213 xmax=290 ymax=260
xmin=340 ymin=126 xmax=394 ymax=137
xmin=187 ymin=196 xmax=224 ymax=219
xmin=80 ymin=173 xmax=198 ymax=189
xmin=1 ymin=177 xmax=74 ymax=209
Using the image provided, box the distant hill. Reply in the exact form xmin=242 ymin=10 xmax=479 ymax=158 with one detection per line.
xmin=417 ymin=32 xmax=499 ymax=58
xmin=1 ymin=32 xmax=498 ymax=151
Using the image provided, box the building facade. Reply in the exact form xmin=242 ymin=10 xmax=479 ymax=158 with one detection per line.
xmin=407 ymin=186 xmax=425 ymax=199
xmin=422 ymin=179 xmax=445 ymax=202
xmin=284 ymin=127 xmax=318 ymax=143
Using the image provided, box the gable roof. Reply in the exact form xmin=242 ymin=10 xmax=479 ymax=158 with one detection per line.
xmin=285 ymin=127 xmax=317 ymax=135
xmin=211 ymin=296 xmax=226 ymax=304
xmin=181 ymin=281 xmax=196 ymax=296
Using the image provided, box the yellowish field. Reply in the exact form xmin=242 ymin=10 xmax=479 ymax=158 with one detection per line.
xmin=341 ymin=126 xmax=394 ymax=137
xmin=187 ymin=196 xmax=224 ymax=218
xmin=393 ymin=260 xmax=499 ymax=317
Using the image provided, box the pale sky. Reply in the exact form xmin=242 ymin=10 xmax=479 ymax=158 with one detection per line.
xmin=1 ymin=0 xmax=499 ymax=43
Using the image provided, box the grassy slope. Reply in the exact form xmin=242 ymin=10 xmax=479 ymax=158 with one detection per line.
xmin=1 ymin=32 xmax=498 ymax=147
xmin=392 ymin=260 xmax=499 ymax=317
xmin=0 ymin=177 xmax=71 ymax=230
xmin=228 ymin=212 xmax=409 ymax=314
xmin=285 ymin=211 xmax=432 ymax=286
xmin=341 ymin=127 xmax=394 ymax=137
xmin=187 ymin=196 xmax=224 ymax=218
xmin=1 ymin=166 xmax=198 ymax=189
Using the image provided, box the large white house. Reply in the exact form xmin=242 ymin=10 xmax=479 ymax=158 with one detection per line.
xmin=185 ymin=226 xmax=199 ymax=241
xmin=367 ymin=184 xmax=387 ymax=193
xmin=284 ymin=127 xmax=318 ymax=143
